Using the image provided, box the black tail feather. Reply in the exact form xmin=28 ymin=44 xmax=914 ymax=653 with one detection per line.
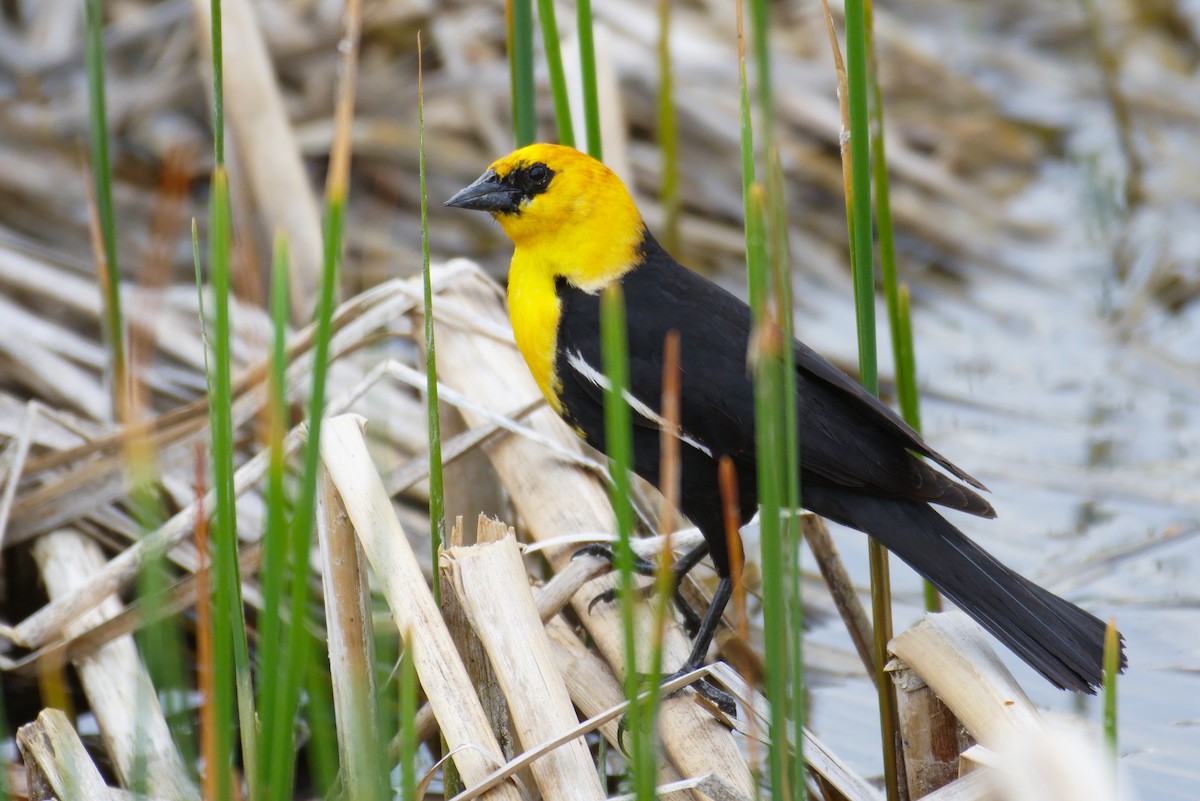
xmin=805 ymin=487 xmax=1126 ymax=693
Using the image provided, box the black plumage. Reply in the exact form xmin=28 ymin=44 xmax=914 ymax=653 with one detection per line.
xmin=555 ymin=228 xmax=1123 ymax=693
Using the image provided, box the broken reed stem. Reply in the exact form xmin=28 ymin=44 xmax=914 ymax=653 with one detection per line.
xmin=318 ymin=470 xmax=388 ymax=801
xmin=318 ymin=414 xmax=522 ymax=800
xmin=444 ymin=533 xmax=605 ymax=801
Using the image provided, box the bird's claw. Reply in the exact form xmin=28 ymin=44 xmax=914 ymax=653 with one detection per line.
xmin=575 ymin=544 xmax=703 ymax=636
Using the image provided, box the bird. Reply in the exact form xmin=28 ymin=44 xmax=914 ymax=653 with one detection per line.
xmin=446 ymin=142 xmax=1125 ymax=695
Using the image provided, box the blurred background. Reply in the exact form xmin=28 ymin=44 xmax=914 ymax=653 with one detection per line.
xmin=0 ymin=0 xmax=1197 ymax=797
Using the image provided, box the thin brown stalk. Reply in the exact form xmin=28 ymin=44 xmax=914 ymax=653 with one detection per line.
xmin=802 ymin=514 xmax=875 ymax=681
xmin=719 ymin=455 xmax=758 ymax=771
xmin=654 ymin=331 xmax=683 ymax=656
xmin=325 ymin=0 xmax=362 ymax=202
xmin=819 ymin=0 xmax=853 ymax=214
xmin=657 ymin=330 xmax=682 ymax=538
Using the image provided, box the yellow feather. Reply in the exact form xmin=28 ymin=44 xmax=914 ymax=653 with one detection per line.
xmin=489 ymin=145 xmax=643 ymax=410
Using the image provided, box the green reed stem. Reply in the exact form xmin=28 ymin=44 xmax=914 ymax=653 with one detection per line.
xmin=1104 ymin=617 xmax=1120 ymax=780
xmin=844 ymin=0 xmax=901 ymax=796
xmin=895 ymin=286 xmax=938 ymax=611
xmin=600 ymin=285 xmax=650 ymax=797
xmin=419 ymin=42 xmax=446 ymax=604
xmin=399 ymin=634 xmax=418 ymax=801
xmin=266 ymin=195 xmax=344 ymax=801
xmin=535 ymin=0 xmax=576 ymax=147
xmin=747 ymin=181 xmax=793 ymax=797
xmin=749 ymin=0 xmax=806 ymax=783
xmin=657 ymin=0 xmax=680 ymax=253
xmin=305 ymin=650 xmax=340 ymax=797
xmin=83 ymin=0 xmax=127 ymax=421
xmin=861 ymin=0 xmax=933 ymax=616
xmin=202 ymin=167 xmax=258 ymax=799
xmin=577 ymin=0 xmax=602 ymax=159
xmin=256 ymin=234 xmax=292 ymax=786
xmin=509 ymin=0 xmax=536 ymax=147
xmin=210 ymin=0 xmax=224 ymax=166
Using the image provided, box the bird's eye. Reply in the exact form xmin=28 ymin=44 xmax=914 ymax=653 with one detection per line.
xmin=527 ymin=164 xmax=550 ymax=185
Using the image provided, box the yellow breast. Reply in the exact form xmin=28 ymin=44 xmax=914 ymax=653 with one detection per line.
xmin=507 ymin=252 xmax=564 ymax=413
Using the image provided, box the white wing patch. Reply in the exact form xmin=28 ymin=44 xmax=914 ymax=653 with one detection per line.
xmin=565 ymin=349 xmax=714 ymax=458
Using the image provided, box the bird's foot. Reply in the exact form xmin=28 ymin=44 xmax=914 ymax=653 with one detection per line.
xmin=661 ymin=663 xmax=737 ymax=718
xmin=615 ymin=663 xmax=738 ymax=750
xmin=572 ymin=544 xmax=702 ymax=636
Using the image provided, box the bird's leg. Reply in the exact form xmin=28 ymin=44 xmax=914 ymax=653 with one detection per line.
xmin=576 ymin=544 xmax=737 ymax=716
xmin=574 ymin=542 xmax=710 ymax=635
xmin=661 ymin=577 xmax=736 ymax=716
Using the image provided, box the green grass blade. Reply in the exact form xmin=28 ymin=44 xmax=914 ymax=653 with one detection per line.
xmin=305 ymin=647 xmax=341 ymax=797
xmin=657 ymin=0 xmax=679 ymax=253
xmin=576 ymin=0 xmax=602 ymax=159
xmin=203 ymin=167 xmax=258 ymax=799
xmin=599 ymin=284 xmax=650 ymax=797
xmin=746 ymin=181 xmax=792 ymax=797
xmin=266 ymin=195 xmax=344 ymax=801
xmin=266 ymin=1 xmax=358 ymax=790
xmin=418 ymin=35 xmax=446 ymax=605
xmin=399 ymin=633 xmax=418 ymax=801
xmin=509 ymin=0 xmax=537 ymax=147
xmin=843 ymin=0 xmax=901 ymax=796
xmin=209 ymin=0 xmax=225 ymax=165
xmin=895 ymin=285 xmax=939 ymax=611
xmin=255 ymin=234 xmax=292 ymax=784
xmin=894 ymin=285 xmax=922 ymax=443
xmin=844 ymin=1 xmax=877 ymax=397
xmin=861 ymin=0 xmax=935 ymax=614
xmin=83 ymin=0 xmax=126 ymax=421
xmin=535 ymin=0 xmax=575 ymax=147
xmin=749 ymin=0 xmax=806 ymax=780
xmin=1104 ymin=617 xmax=1120 ymax=779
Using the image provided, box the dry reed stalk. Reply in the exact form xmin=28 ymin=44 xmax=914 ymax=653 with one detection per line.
xmin=887 ymin=612 xmax=1043 ymax=747
xmin=533 ymin=552 xmax=612 ymax=622
xmin=705 ymin=662 xmax=883 ymax=801
xmin=31 ymin=529 xmax=198 ymax=799
xmin=430 ymin=264 xmax=754 ymax=798
xmin=543 ymin=616 xmax=690 ymax=799
xmin=318 ymin=413 xmax=523 ymax=800
xmin=439 ymin=516 xmax=520 ymax=769
xmin=802 ymin=513 xmax=875 ymax=679
xmin=17 ymin=708 xmax=116 ymax=801
xmin=2 ymin=541 xmax=260 ymax=677
xmin=188 ymin=0 xmax=322 ymax=318
xmin=2 ymin=278 xmax=433 ymax=650
xmin=317 ymin=469 xmax=382 ymax=800
xmin=3 ymin=284 xmax=410 ymax=548
xmin=890 ymin=664 xmax=971 ymax=798
xmin=443 ymin=529 xmax=606 ymax=801
xmin=0 ymin=400 xmax=38 ymax=556
xmin=911 ymin=770 xmax=994 ymax=801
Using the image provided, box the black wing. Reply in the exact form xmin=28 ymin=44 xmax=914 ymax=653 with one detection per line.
xmin=555 ymin=229 xmax=994 ymax=518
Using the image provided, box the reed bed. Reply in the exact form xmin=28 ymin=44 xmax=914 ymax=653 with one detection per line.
xmin=1 ymin=0 xmax=1197 ymax=799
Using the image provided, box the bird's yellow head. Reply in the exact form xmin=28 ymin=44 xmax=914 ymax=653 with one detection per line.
xmin=445 ymin=144 xmax=644 ymax=291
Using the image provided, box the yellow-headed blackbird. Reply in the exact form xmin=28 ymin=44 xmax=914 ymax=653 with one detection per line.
xmin=447 ymin=143 xmax=1125 ymax=693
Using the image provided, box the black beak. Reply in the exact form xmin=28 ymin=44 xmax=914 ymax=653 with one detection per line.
xmin=444 ymin=170 xmax=521 ymax=214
